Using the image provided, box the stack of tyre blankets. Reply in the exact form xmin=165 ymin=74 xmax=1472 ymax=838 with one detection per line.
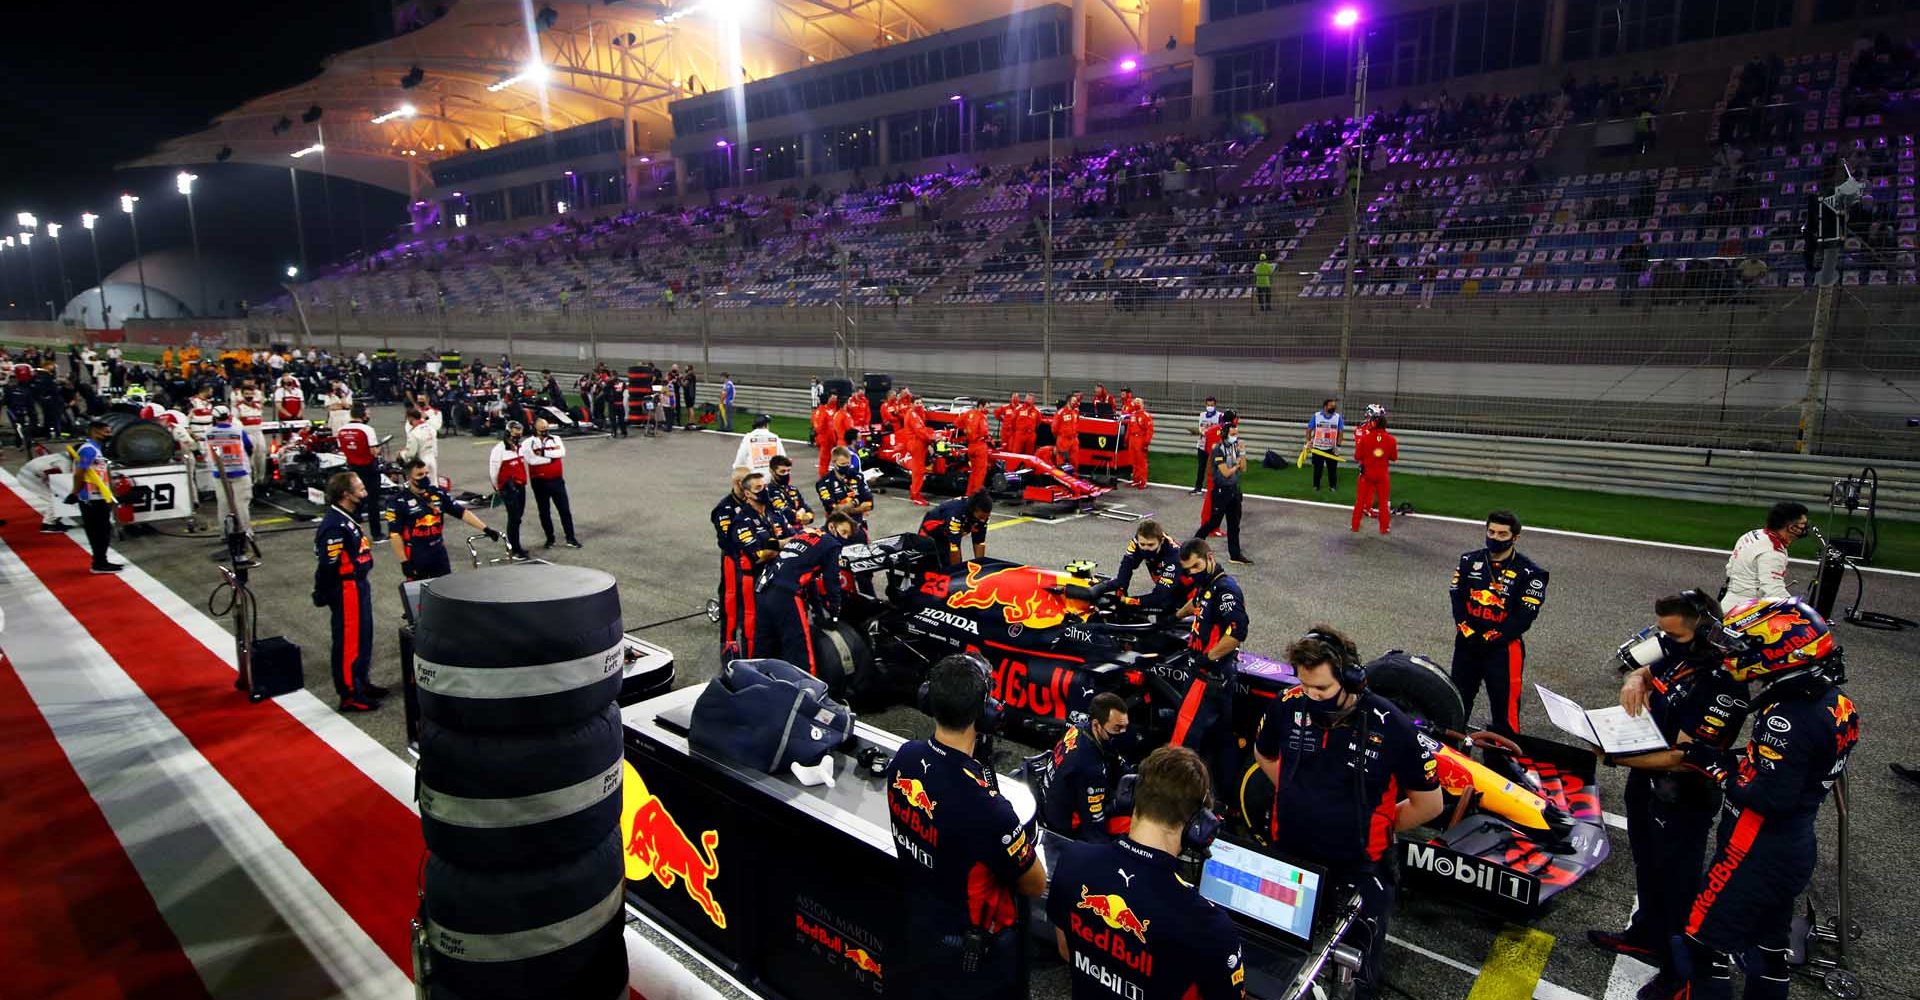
xmin=413 ymin=565 xmax=630 ymax=999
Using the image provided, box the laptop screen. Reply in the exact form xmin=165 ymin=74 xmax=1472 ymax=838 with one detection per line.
xmin=1199 ymin=840 xmax=1323 ymax=944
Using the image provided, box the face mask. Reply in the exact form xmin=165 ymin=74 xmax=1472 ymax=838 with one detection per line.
xmin=754 ymin=488 xmax=772 ymax=505
xmin=412 ymin=478 xmax=430 ymax=492
xmin=1303 ymin=689 xmax=1347 ymax=716
xmin=1486 ymin=534 xmax=1512 ymax=553
xmin=1226 ymin=433 xmax=1239 ymax=445
xmin=836 ymin=465 xmax=854 ymax=478
xmin=773 ymin=471 xmax=791 ymax=486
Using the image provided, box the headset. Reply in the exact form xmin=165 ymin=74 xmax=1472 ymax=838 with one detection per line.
xmin=915 ymin=652 xmax=1003 ymax=734
xmin=1302 ymin=627 xmax=1367 ymax=693
xmin=1112 ymin=771 xmax=1223 ymax=853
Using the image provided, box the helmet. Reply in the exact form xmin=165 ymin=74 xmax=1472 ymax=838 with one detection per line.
xmin=1364 ymin=403 xmax=1387 ymax=422
xmin=1718 ymin=598 xmax=1840 ymax=683
xmin=12 ymin=363 xmax=31 ymax=382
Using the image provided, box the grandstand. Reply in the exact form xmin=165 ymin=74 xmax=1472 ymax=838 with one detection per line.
xmin=131 ymin=1 xmax=1920 ymax=461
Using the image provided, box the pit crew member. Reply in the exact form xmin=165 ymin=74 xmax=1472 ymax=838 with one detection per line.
xmin=1091 ymin=519 xmax=1183 ymax=614
xmin=816 ymin=446 xmax=874 ymax=540
xmin=920 ymin=491 xmax=992 ymax=566
xmin=335 ymin=404 xmax=384 ymax=540
xmin=766 ymin=453 xmax=814 ymax=533
xmin=1721 ymin=502 xmax=1809 ymax=605
xmin=521 ymin=416 xmax=580 ymax=549
xmin=1253 ymin=628 xmax=1444 ymax=1000
xmin=1039 ymin=692 xmax=1134 ymax=843
xmin=1661 ymin=600 xmax=1859 ymax=1000
xmin=753 ymin=512 xmax=856 ymax=677
xmin=488 ymin=421 xmax=533 ymax=560
xmin=313 ymin=471 xmax=383 ymax=712
xmin=713 ymin=470 xmax=779 ymax=658
xmin=1124 ymin=396 xmax=1154 ymax=489
xmin=1172 ymin=539 xmax=1250 ymax=795
xmin=1190 ymin=396 xmax=1220 ymax=494
xmin=885 ymin=655 xmax=1046 ymax=1000
xmin=1586 ymin=593 xmax=1750 ymax=975
xmin=1448 ymin=510 xmax=1548 ymax=738
xmin=385 ymin=458 xmax=499 ymax=580
xmin=959 ymin=398 xmax=993 ymax=497
xmin=1050 ymin=746 xmax=1245 ymax=1000
xmin=732 ymin=413 xmax=785 ymax=476
xmin=1350 ymin=404 xmax=1397 ymax=534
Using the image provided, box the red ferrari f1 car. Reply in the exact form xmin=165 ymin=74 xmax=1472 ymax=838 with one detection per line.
xmin=859 ymin=400 xmax=1115 ymax=511
xmin=826 ymin=535 xmax=1610 ymax=913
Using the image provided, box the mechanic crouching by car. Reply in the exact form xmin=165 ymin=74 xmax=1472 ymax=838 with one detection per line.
xmin=1049 ymin=745 xmax=1246 ymax=1000
xmin=1448 ymin=510 xmax=1548 ymax=738
xmin=1091 ymin=519 xmax=1183 ymax=615
xmin=920 ymin=491 xmax=993 ymax=567
xmin=1652 ymin=601 xmax=1860 ymax=1000
xmin=886 ymin=655 xmax=1047 ymax=1000
xmin=1586 ymin=593 xmax=1751 ymax=978
xmin=1039 ymin=692 xmax=1135 ymax=846
xmin=754 ymin=512 xmax=857 ymax=680
xmin=384 ymin=458 xmax=501 ymax=581
xmin=1253 ymin=628 xmax=1444 ymax=1000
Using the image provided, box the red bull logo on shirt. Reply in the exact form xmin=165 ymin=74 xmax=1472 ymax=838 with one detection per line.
xmin=1077 ymin=887 xmax=1150 ymax=942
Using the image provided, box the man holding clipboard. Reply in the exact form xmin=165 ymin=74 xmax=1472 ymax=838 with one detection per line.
xmin=1552 ymin=593 xmax=1751 ymax=985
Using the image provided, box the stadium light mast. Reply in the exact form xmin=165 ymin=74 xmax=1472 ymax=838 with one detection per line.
xmin=1332 ymin=4 xmax=1368 ymax=398
xmin=1027 ymin=93 xmax=1076 ymax=405
xmin=121 ymin=194 xmax=151 ymax=320
xmin=287 ymin=165 xmax=310 ymax=282
xmin=176 ymin=172 xmax=209 ymax=317
xmin=0 ymin=238 xmax=14 ymax=316
xmin=81 ymin=213 xmax=109 ymax=328
xmin=15 ymin=229 xmax=42 ymax=318
xmin=45 ymin=222 xmax=71 ymax=320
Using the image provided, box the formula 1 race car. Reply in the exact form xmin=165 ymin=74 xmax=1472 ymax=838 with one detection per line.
xmin=830 ymin=535 xmax=1609 ymax=913
xmin=860 ymin=407 xmax=1114 ymax=512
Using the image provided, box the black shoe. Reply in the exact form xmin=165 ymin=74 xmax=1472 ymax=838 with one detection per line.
xmin=544 ymin=539 xmax=556 ymax=549
xmin=1229 ymin=554 xmax=1254 ymax=565
xmin=363 ymin=684 xmax=392 ymax=699
xmin=1188 ymin=488 xmax=1204 ymax=496
xmin=564 ymin=539 xmax=582 ymax=549
xmin=509 ymin=549 xmax=533 ymax=562
xmin=40 ymin=521 xmax=68 ymax=533
xmin=91 ymin=562 xmax=125 ymax=574
xmin=1892 ymin=762 xmax=1920 ymax=787
xmin=339 ymin=698 xmax=380 ymax=713
xmin=1585 ymin=930 xmax=1659 ymax=960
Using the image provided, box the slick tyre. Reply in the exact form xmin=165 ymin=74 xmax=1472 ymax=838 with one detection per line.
xmin=1364 ymin=650 xmax=1467 ymax=734
xmin=423 ymin=831 xmax=627 ymax=1000
xmin=418 ymin=704 xmax=624 ymax=870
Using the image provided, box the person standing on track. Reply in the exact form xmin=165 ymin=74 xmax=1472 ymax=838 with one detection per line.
xmin=733 ymin=413 xmax=785 ymax=477
xmin=920 ymin=491 xmax=993 ymax=566
xmin=766 ymin=453 xmax=815 ymax=534
xmin=1350 ymin=404 xmax=1397 ymax=534
xmin=335 ymin=404 xmax=384 ymax=541
xmin=1124 ymin=396 xmax=1154 ymax=489
xmin=817 ymin=446 xmax=875 ymax=541
xmin=813 ymin=394 xmax=842 ymax=478
xmin=960 ymin=398 xmax=993 ymax=497
xmin=234 ymin=380 xmax=269 ymax=481
xmin=521 ymin=416 xmax=581 ymax=549
xmin=73 ymin=418 xmax=121 ymax=574
xmin=1190 ymin=396 xmax=1221 ymax=495
xmin=1307 ymin=398 xmax=1345 ymax=494
xmin=1051 ymin=392 xmax=1082 ymax=469
xmin=1193 ymin=416 xmax=1251 ymax=564
xmin=845 ymin=386 xmax=870 ymax=432
xmin=993 ymin=393 xmax=1020 ymax=450
xmin=400 ymin=407 xmax=439 ymax=485
xmin=1448 ymin=511 xmax=1547 ymax=738
xmin=385 ymin=458 xmax=500 ymax=580
xmin=900 ymin=397 xmax=933 ymax=506
xmin=488 ymin=421 xmax=533 ymax=560
xmin=754 ymin=512 xmax=857 ymax=678
xmin=312 ymin=471 xmax=383 ymax=713
xmin=204 ymin=406 xmax=255 ymax=542
xmin=719 ymin=372 xmax=736 ymax=432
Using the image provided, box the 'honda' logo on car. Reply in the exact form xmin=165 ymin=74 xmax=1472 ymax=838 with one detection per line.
xmin=1404 ymin=843 xmax=1536 ymax=906
xmin=914 ymin=608 xmax=980 ymax=635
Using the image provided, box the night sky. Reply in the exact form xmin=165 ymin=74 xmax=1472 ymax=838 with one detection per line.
xmin=0 ymin=0 xmax=405 ymax=310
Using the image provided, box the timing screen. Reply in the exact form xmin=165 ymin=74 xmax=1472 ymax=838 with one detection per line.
xmin=1199 ymin=840 xmax=1321 ymax=942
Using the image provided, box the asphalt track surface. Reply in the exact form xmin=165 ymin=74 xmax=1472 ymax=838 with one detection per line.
xmin=69 ymin=411 xmax=1920 ymax=1000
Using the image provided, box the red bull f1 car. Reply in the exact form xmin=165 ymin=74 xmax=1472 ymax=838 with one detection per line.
xmin=831 ymin=535 xmax=1610 ymax=912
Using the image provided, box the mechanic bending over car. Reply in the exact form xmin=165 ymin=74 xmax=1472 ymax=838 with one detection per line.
xmin=765 ymin=454 xmax=815 ymax=534
xmin=1253 ymin=628 xmax=1444 ymax=1000
xmin=920 ymin=490 xmax=993 ymax=566
xmin=1050 ymin=746 xmax=1247 ymax=1000
xmin=1585 ymin=593 xmax=1751 ymax=981
xmin=886 ymin=655 xmax=1047 ymax=1000
xmin=754 ymin=512 xmax=858 ymax=678
xmin=1652 ymin=601 xmax=1859 ymax=1000
xmin=1090 ymin=519 xmax=1184 ymax=614
xmin=1039 ymin=692 xmax=1136 ymax=846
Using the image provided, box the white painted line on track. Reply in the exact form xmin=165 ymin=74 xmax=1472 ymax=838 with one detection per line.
xmin=1603 ymin=954 xmax=1660 ymax=1000
xmin=1385 ymin=935 xmax=1597 ymax=1000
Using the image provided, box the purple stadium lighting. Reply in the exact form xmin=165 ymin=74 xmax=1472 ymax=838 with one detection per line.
xmin=1119 ymin=57 xmax=1138 ymax=72
xmin=1331 ymin=5 xmax=1361 ymax=29
xmin=715 ymin=139 xmax=729 ymax=148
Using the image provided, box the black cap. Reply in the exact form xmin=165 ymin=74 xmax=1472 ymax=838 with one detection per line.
xmin=87 ymin=418 xmax=110 ymax=431
xmin=752 ymin=414 xmax=771 ymax=429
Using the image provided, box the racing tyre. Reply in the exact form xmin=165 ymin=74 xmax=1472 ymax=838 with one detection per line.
xmin=418 ymin=704 xmax=624 ymax=870
xmin=424 ymin=831 xmax=627 ymax=1000
xmin=811 ymin=619 xmax=870 ymax=704
xmin=414 ymin=565 xmax=625 ymax=733
xmin=1363 ymin=650 xmax=1466 ymax=734
xmin=986 ymin=468 xmax=1010 ymax=494
xmin=98 ymin=412 xmax=176 ymax=466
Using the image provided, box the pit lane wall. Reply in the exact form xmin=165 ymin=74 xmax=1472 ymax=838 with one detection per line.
xmin=246 ymin=287 xmax=1920 ymax=463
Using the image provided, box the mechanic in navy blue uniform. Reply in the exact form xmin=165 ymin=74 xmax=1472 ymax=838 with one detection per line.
xmin=1092 ymin=519 xmax=1184 ymax=614
xmin=1168 ymin=539 xmax=1249 ymax=800
xmin=312 ymin=472 xmax=385 ymax=713
xmin=1587 ymin=593 xmax=1751 ymax=972
xmin=1658 ymin=601 xmax=1860 ymax=1000
xmin=1050 ymin=745 xmax=1245 ymax=1000
xmin=1253 ymin=628 xmax=1444 ymax=1000
xmin=885 ymin=655 xmax=1047 ymax=1000
xmin=712 ymin=469 xmax=777 ymax=659
xmin=765 ymin=453 xmax=814 ymax=535
xmin=383 ymin=458 xmax=499 ymax=580
xmin=815 ymin=446 xmax=874 ymax=539
xmin=920 ymin=490 xmax=992 ymax=567
xmin=1448 ymin=510 xmax=1548 ymax=738
xmin=753 ymin=512 xmax=856 ymax=677
xmin=1040 ymin=692 xmax=1134 ymax=843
